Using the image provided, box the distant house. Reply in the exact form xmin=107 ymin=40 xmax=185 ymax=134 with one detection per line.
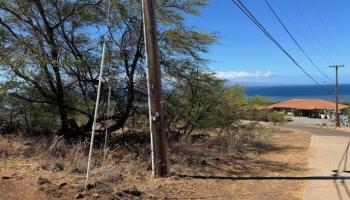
xmin=268 ymin=99 xmax=349 ymax=118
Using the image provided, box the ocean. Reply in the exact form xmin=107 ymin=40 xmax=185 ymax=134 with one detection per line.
xmin=245 ymin=84 xmax=350 ymax=103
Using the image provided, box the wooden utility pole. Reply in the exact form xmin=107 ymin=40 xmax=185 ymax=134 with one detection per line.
xmin=330 ymin=65 xmax=344 ymax=127
xmin=141 ymin=0 xmax=168 ymax=177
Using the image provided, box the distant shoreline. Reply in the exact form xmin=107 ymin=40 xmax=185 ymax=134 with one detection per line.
xmin=244 ymin=84 xmax=350 ymax=103
xmin=234 ymin=83 xmax=350 ymax=88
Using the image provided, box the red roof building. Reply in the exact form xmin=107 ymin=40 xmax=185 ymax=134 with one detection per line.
xmin=269 ymin=99 xmax=349 ymax=110
xmin=269 ymin=99 xmax=349 ymax=118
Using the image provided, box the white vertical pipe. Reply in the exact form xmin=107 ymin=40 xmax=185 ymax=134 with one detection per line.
xmin=141 ymin=0 xmax=155 ymax=177
xmin=85 ymin=41 xmax=106 ymax=190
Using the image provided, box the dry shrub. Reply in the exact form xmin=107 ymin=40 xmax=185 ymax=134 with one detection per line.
xmin=38 ymin=131 xmax=151 ymax=178
xmin=22 ymin=146 xmax=36 ymax=158
xmin=47 ymin=136 xmax=67 ymax=157
xmin=41 ymin=137 xmax=107 ymax=174
xmin=62 ymin=141 xmax=89 ymax=173
xmin=102 ymin=170 xmax=123 ymax=183
xmin=213 ymin=123 xmax=276 ymax=154
xmin=93 ymin=167 xmax=124 ymax=184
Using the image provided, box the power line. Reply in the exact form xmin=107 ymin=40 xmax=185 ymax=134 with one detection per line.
xmin=291 ymin=0 xmax=335 ymax=65
xmin=230 ymin=0 xmax=329 ymax=93
xmin=264 ymin=0 xmax=333 ymax=83
xmin=309 ymin=0 xmax=344 ymax=63
xmin=269 ymin=0 xmax=332 ymax=68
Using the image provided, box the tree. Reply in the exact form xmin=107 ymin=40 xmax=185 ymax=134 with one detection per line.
xmin=0 ymin=0 xmax=216 ymax=138
xmin=0 ymin=0 xmax=104 ymax=137
xmin=103 ymin=0 xmax=216 ymax=133
xmin=164 ymin=70 xmax=225 ymax=139
xmin=248 ymin=95 xmax=272 ymax=106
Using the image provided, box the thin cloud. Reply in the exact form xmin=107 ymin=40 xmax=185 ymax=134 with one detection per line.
xmin=215 ymin=70 xmax=273 ymax=79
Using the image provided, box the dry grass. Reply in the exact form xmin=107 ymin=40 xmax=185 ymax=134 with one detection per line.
xmin=0 ymin=123 xmax=311 ymax=200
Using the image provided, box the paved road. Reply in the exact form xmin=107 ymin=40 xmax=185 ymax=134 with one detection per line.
xmin=283 ymin=124 xmax=350 ymax=137
xmin=282 ymin=124 xmax=350 ymax=200
xmin=289 ymin=116 xmax=333 ymax=127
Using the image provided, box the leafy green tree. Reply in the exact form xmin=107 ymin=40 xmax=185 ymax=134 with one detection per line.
xmin=0 ymin=0 xmax=216 ymax=138
xmin=206 ymin=86 xmax=246 ymax=128
xmin=0 ymin=0 xmax=104 ymax=137
xmin=164 ymin=70 xmax=224 ymax=139
xmin=248 ymin=95 xmax=272 ymax=106
xmin=268 ymin=111 xmax=285 ymax=125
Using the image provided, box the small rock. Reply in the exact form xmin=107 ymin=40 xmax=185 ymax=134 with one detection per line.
xmin=123 ymin=186 xmax=141 ymax=196
xmin=114 ymin=192 xmax=123 ymax=197
xmin=75 ymin=193 xmax=84 ymax=199
xmin=24 ymin=141 xmax=32 ymax=146
xmin=45 ymin=187 xmax=62 ymax=198
xmin=53 ymin=163 xmax=64 ymax=171
xmin=58 ymin=182 xmax=67 ymax=189
xmin=2 ymin=176 xmax=13 ymax=180
xmin=214 ymin=157 xmax=222 ymax=161
xmin=93 ymin=181 xmax=114 ymax=193
xmin=37 ymin=177 xmax=52 ymax=191
xmin=40 ymin=163 xmax=50 ymax=170
xmin=92 ymin=193 xmax=100 ymax=198
xmin=200 ymin=159 xmax=207 ymax=165
xmin=38 ymin=177 xmax=51 ymax=185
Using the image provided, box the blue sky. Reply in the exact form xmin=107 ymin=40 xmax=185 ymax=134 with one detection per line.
xmin=185 ymin=0 xmax=350 ymax=85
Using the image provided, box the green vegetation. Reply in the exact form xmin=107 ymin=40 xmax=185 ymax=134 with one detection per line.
xmin=268 ymin=111 xmax=286 ymax=125
xmin=0 ymin=0 xmax=216 ymax=137
xmin=0 ymin=1 xmax=282 ymax=141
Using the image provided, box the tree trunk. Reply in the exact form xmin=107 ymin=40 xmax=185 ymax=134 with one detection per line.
xmin=33 ymin=0 xmax=73 ymax=137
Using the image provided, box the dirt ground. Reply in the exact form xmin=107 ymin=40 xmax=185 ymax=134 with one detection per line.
xmin=0 ymin=128 xmax=311 ymax=200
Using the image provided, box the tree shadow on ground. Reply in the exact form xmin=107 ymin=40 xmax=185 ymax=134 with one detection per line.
xmin=169 ymin=134 xmax=305 ymax=177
